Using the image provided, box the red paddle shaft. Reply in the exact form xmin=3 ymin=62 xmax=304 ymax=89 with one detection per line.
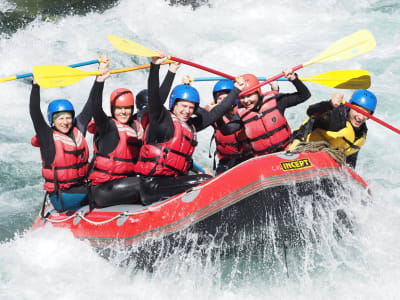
xmin=169 ymin=56 xmax=236 ymax=81
xmin=239 ymin=64 xmax=303 ymax=97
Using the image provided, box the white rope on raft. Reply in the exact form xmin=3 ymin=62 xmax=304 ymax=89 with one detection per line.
xmin=41 ymin=210 xmax=133 ymax=225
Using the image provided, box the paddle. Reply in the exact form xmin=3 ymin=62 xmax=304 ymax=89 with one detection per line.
xmin=107 ymin=30 xmax=375 ymax=94
xmin=344 ymin=101 xmax=400 ymax=135
xmin=107 ymin=34 xmax=237 ymax=80
xmin=239 ymin=30 xmax=376 ymax=96
xmin=33 ymin=61 xmax=172 ymax=88
xmin=191 ymin=70 xmax=371 ymax=89
xmin=0 ymin=59 xmax=100 ymax=84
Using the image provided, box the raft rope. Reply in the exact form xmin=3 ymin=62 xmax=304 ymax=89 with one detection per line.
xmin=289 ymin=141 xmax=347 ymax=165
xmin=41 ymin=207 xmax=131 ymax=225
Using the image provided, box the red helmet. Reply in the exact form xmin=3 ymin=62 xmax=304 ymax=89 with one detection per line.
xmin=110 ymin=88 xmax=134 ymax=107
xmin=241 ymin=74 xmax=261 ymax=97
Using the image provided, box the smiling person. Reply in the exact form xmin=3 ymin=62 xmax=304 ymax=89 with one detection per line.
xmin=29 ymin=58 xmax=100 ymax=211
xmin=134 ymin=50 xmax=246 ymax=205
xmin=292 ymin=90 xmax=377 ymax=168
xmin=85 ymin=56 xmax=145 ymax=208
xmin=217 ymin=69 xmax=311 ymax=159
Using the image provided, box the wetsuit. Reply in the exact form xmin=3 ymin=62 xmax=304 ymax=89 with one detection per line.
xmin=292 ymin=100 xmax=367 ymax=168
xmin=219 ymin=75 xmax=311 ymax=158
xmin=135 ymin=62 xmax=240 ymax=205
xmin=29 ymin=82 xmax=94 ymax=211
xmin=88 ymin=70 xmax=180 ymax=207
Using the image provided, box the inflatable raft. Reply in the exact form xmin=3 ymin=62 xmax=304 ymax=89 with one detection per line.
xmin=31 ymin=150 xmax=369 ymax=260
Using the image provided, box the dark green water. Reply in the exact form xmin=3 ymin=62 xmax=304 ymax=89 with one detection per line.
xmin=0 ymin=0 xmax=209 ymax=36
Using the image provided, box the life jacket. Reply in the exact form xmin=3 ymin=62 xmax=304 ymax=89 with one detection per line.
xmin=31 ymin=127 xmax=89 ymax=193
xmin=135 ymin=113 xmax=197 ymax=176
xmin=214 ymin=115 xmax=250 ymax=160
xmin=238 ymin=91 xmax=291 ymax=156
xmin=307 ymin=121 xmax=367 ymax=156
xmin=88 ymin=118 xmax=144 ymax=185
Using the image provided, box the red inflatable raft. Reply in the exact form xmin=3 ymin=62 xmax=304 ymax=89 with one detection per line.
xmin=31 ymin=150 xmax=368 ymax=252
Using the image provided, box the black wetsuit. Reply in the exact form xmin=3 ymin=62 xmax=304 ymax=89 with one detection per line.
xmin=136 ymin=63 xmax=241 ymax=205
xmin=29 ymin=82 xmax=94 ymax=210
xmin=88 ymin=70 xmax=177 ymax=208
xmin=293 ymin=100 xmax=367 ymax=168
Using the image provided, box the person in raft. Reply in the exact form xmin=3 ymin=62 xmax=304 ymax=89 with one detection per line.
xmin=133 ymin=89 xmax=150 ymax=127
xmin=87 ymin=56 xmax=183 ymax=208
xmin=291 ymin=89 xmax=377 ymax=168
xmin=29 ymin=58 xmax=101 ymax=211
xmin=202 ymin=78 xmax=280 ymax=174
xmin=134 ymin=50 xmax=247 ymax=205
xmin=217 ymin=70 xmax=311 ymax=159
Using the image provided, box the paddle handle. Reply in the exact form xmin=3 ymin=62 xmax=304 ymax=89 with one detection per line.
xmin=169 ymin=56 xmax=236 ymax=81
xmin=16 ymin=59 xmax=100 ymax=80
xmin=239 ymin=64 xmax=304 ymax=97
xmin=344 ymin=102 xmax=400 ymax=135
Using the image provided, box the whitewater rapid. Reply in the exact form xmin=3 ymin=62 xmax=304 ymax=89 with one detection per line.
xmin=0 ymin=0 xmax=399 ymax=299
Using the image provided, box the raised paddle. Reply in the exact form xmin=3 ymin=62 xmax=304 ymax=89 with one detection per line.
xmin=107 ymin=30 xmax=375 ymax=93
xmin=107 ymin=34 xmax=237 ymax=80
xmin=0 ymin=59 xmax=100 ymax=84
xmin=33 ymin=61 xmax=172 ymax=88
xmin=191 ymin=70 xmax=371 ymax=89
xmin=344 ymin=101 xmax=400 ymax=135
xmin=239 ymin=30 xmax=376 ymax=96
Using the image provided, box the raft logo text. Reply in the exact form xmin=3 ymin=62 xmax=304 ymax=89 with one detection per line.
xmin=280 ymin=158 xmax=312 ymax=171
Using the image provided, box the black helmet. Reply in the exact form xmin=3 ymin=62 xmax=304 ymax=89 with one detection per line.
xmin=136 ymin=89 xmax=148 ymax=111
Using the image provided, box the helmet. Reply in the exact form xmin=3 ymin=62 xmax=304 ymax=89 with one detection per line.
xmin=349 ymin=89 xmax=377 ymax=113
xmin=212 ymin=80 xmax=234 ymax=102
xmin=169 ymin=84 xmax=200 ymax=109
xmin=241 ymin=74 xmax=261 ymax=97
xmin=47 ymin=99 xmax=75 ymax=126
xmin=136 ymin=89 xmax=148 ymax=111
xmin=110 ymin=88 xmax=134 ymax=107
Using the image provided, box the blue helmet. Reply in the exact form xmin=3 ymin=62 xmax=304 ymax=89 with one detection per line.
xmin=47 ymin=99 xmax=75 ymax=126
xmin=169 ymin=84 xmax=200 ymax=109
xmin=349 ymin=89 xmax=377 ymax=113
xmin=212 ymin=80 xmax=234 ymax=102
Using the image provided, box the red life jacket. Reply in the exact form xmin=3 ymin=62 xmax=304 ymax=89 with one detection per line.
xmin=239 ymin=91 xmax=291 ymax=156
xmin=135 ymin=113 xmax=197 ymax=176
xmin=31 ymin=127 xmax=89 ymax=193
xmin=88 ymin=118 xmax=144 ymax=186
xmin=214 ymin=115 xmax=250 ymax=160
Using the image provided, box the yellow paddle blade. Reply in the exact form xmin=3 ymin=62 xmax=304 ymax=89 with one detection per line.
xmin=301 ymin=69 xmax=371 ymax=89
xmin=107 ymin=34 xmax=159 ymax=57
xmin=33 ymin=61 xmax=173 ymax=88
xmin=33 ymin=65 xmax=97 ymax=88
xmin=304 ymin=30 xmax=376 ymax=67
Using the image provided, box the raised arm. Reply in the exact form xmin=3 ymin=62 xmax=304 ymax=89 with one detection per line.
xmin=29 ymin=78 xmax=55 ymax=166
xmin=192 ymin=76 xmax=246 ymax=131
xmin=159 ymin=61 xmax=181 ymax=104
xmin=91 ymin=56 xmax=111 ymax=135
xmin=275 ymin=68 xmax=311 ymax=113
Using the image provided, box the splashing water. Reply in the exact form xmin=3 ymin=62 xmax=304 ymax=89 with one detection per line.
xmin=0 ymin=0 xmax=400 ymax=299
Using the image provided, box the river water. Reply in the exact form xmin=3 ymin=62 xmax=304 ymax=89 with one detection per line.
xmin=0 ymin=0 xmax=399 ymax=299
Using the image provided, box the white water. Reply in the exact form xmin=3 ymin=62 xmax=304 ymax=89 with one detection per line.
xmin=0 ymin=0 xmax=400 ymax=299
